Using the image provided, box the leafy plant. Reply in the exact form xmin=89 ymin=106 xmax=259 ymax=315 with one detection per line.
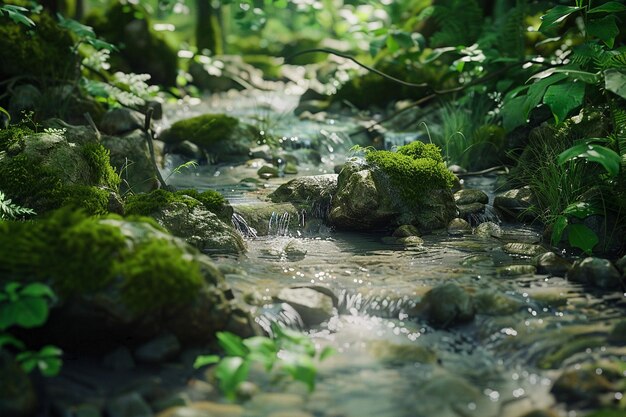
xmin=194 ymin=326 xmax=334 ymax=400
xmin=0 ymin=4 xmax=35 ymax=27
xmin=0 ymin=191 xmax=35 ymax=220
xmin=0 ymin=282 xmax=62 ymax=377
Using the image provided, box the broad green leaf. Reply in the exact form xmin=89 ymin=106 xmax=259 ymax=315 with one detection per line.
xmin=0 ymin=333 xmax=25 ymax=350
xmin=526 ymin=73 xmax=568 ymax=113
xmin=551 ymin=215 xmax=568 ymax=246
xmin=543 ymin=82 xmax=585 ymax=124
xmin=392 ymin=31 xmax=417 ymax=50
xmin=563 ymin=202 xmax=600 ymax=219
xmin=20 ymin=283 xmax=55 ymax=299
xmin=244 ymin=336 xmax=277 ymax=370
xmin=215 ymin=357 xmax=250 ymax=400
xmin=319 ymin=346 xmax=336 ymax=361
xmin=386 ymin=34 xmax=399 ymax=53
xmin=217 ymin=332 xmax=248 ymax=357
xmin=587 ymin=15 xmax=619 ymax=48
xmin=605 ymin=69 xmax=626 ymax=100
xmin=193 ymin=355 xmax=220 ymax=369
xmin=501 ymin=96 xmax=528 ymax=131
xmin=588 ymin=2 xmax=626 ymax=13
xmin=1 ymin=5 xmax=35 ymax=27
xmin=539 ymin=6 xmax=581 ymax=35
xmin=532 ymin=68 xmax=600 ymax=84
xmin=558 ymin=143 xmax=621 ymax=177
xmin=0 ymin=297 xmax=48 ymax=330
xmin=16 ymin=345 xmax=63 ymax=377
xmin=284 ymin=356 xmax=316 ymax=392
xmin=567 ymin=224 xmax=599 ymax=255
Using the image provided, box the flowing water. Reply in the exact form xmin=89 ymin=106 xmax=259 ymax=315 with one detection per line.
xmin=159 ymin=89 xmax=626 ymax=417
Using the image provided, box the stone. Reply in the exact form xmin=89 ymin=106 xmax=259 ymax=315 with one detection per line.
xmin=152 ymin=202 xmax=246 ymax=255
xmin=454 ymin=189 xmax=488 ymax=205
xmin=398 ymin=236 xmax=424 ymax=246
xmin=269 ymin=174 xmax=338 ymax=218
xmin=103 ymin=346 xmax=136 ymax=371
xmin=457 ymin=202 xmax=485 ymax=219
xmin=157 ymin=402 xmax=243 ymax=417
xmin=447 ymin=218 xmax=471 ymax=235
xmin=417 ymin=283 xmax=475 ymax=328
xmin=283 ymin=240 xmax=308 ymax=261
xmin=276 ymin=287 xmax=334 ymax=326
xmin=233 ymin=203 xmax=302 ymax=236
xmin=248 ymin=393 xmax=304 ymax=412
xmin=497 ymin=264 xmax=537 ymax=277
xmin=8 ymin=84 xmax=42 ymax=118
xmin=100 ymin=108 xmax=145 ymax=135
xmin=134 ymin=333 xmax=181 ymax=363
xmin=567 ymin=257 xmax=622 ymax=289
xmin=284 ymin=162 xmax=298 ymax=175
xmin=368 ymin=340 xmax=437 ymax=364
xmin=616 ymin=255 xmax=626 ymax=276
xmin=534 ymin=252 xmax=572 ymax=277
xmin=392 ymin=224 xmax=421 ymax=238
xmin=249 ymin=144 xmax=272 ymax=160
xmin=0 ymin=352 xmax=37 ymax=417
xmin=258 ymin=164 xmax=280 ymax=179
xmin=474 ymin=221 xmax=502 ymax=238
xmin=106 ymin=392 xmax=153 ymax=417
xmin=608 ymin=320 xmax=626 ymax=345
xmin=503 ymin=243 xmax=547 ymax=257
xmin=167 ymin=141 xmax=203 ymax=160
xmin=551 ymin=368 xmax=614 ymax=407
xmin=473 ymin=290 xmax=523 ymax=315
xmin=493 ymin=186 xmax=535 ymax=221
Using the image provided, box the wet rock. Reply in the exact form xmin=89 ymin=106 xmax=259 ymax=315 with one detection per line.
xmin=328 ymin=167 xmax=385 ymax=229
xmin=167 ymin=141 xmax=203 ymax=160
xmin=457 ymin=202 xmax=485 ymax=219
xmin=534 ymin=252 xmax=572 ymax=277
xmin=474 ymin=290 xmax=523 ymax=315
xmin=503 ymin=243 xmax=547 ymax=257
xmin=368 ymin=340 xmax=437 ymax=364
xmin=103 ymin=346 xmax=136 ymax=371
xmin=392 ymin=224 xmax=421 ymax=238
xmin=418 ymin=283 xmax=475 ymax=328
xmin=551 ymin=368 xmax=614 ymax=407
xmin=249 ymin=144 xmax=272 ymax=160
xmin=248 ymin=393 xmax=304 ymax=412
xmin=283 ymin=240 xmax=307 ymax=261
xmin=101 ymin=108 xmax=145 ymax=135
xmin=134 ymin=333 xmax=181 ymax=363
xmin=233 ymin=203 xmax=302 ymax=236
xmin=416 ymin=375 xmax=481 ymax=414
xmin=447 ymin=218 xmax=471 ymax=235
xmin=497 ymin=264 xmax=537 ymax=277
xmin=258 ymin=164 xmax=280 ymax=179
xmin=0 ymin=351 xmax=37 ymax=417
xmin=269 ymin=174 xmax=338 ymax=218
xmin=568 ymin=257 xmax=622 ymax=289
xmin=102 ymin=130 xmax=159 ymax=194
xmin=158 ymin=402 xmax=243 ymax=417
xmin=275 ymin=287 xmax=334 ymax=326
xmin=474 ymin=221 xmax=502 ymax=238
xmin=106 ymin=392 xmax=153 ymax=417
xmin=608 ymin=320 xmax=626 ymax=345
xmin=152 ymin=202 xmax=246 ymax=255
xmin=454 ymin=189 xmax=488 ymax=205
xmin=235 ymin=381 xmax=259 ymax=401
xmin=493 ymin=186 xmax=535 ymax=221
xmin=398 ymin=236 xmax=424 ymax=246
xmin=284 ymin=162 xmax=298 ymax=175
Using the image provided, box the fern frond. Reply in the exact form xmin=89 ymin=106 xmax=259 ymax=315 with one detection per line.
xmin=431 ymin=0 xmax=483 ymax=47
xmin=0 ymin=190 xmax=35 ymax=220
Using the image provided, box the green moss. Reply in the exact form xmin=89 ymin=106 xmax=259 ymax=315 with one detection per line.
xmin=0 ymin=125 xmax=31 ymax=153
xmin=60 ymin=185 xmax=110 ymax=216
xmin=125 ymin=188 xmax=231 ymax=220
xmin=116 ymin=239 xmax=204 ymax=312
xmin=365 ymin=148 xmax=455 ymax=203
xmin=161 ymin=114 xmax=239 ymax=148
xmin=81 ymin=142 xmax=121 ymax=189
xmin=397 ymin=141 xmax=444 ymax=163
xmin=0 ymin=11 xmax=78 ymax=80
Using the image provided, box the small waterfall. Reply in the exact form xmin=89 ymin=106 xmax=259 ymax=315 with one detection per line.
xmin=337 ymin=289 xmax=418 ymax=319
xmin=231 ymin=213 xmax=258 ymax=238
xmin=267 ymin=210 xmax=306 ymax=236
xmin=467 ymin=204 xmax=502 ymax=226
xmin=255 ymin=302 xmax=305 ymax=334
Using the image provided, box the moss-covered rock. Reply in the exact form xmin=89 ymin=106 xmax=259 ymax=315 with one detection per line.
xmin=160 ymin=114 xmax=258 ymax=162
xmin=269 ymin=174 xmax=338 ymax=218
xmin=0 ymin=126 xmax=120 ymax=215
xmin=329 ymin=143 xmax=457 ymax=231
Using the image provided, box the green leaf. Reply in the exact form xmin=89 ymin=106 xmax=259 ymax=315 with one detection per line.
xmin=558 ymin=143 xmax=621 ymax=177
xmin=243 ymin=336 xmax=277 ymax=371
xmin=0 ymin=297 xmax=49 ymax=330
xmin=588 ymin=1 xmax=626 ymax=13
xmin=217 ymin=332 xmax=248 ymax=357
xmin=19 ymin=283 xmax=55 ymax=299
xmin=422 ymin=47 xmax=456 ymax=64
xmin=1 ymin=5 xmax=35 ymax=27
xmin=319 ymin=346 xmax=336 ymax=361
xmin=215 ymin=357 xmax=250 ymax=400
xmin=501 ymin=95 xmax=529 ymax=131
xmin=605 ymin=69 xmax=626 ymax=100
xmin=386 ymin=34 xmax=399 ymax=53
xmin=543 ymin=82 xmax=586 ymax=124
xmin=525 ymin=73 xmax=568 ymax=114
xmin=567 ymin=223 xmax=599 ymax=255
xmin=539 ymin=6 xmax=581 ymax=35
xmin=284 ymin=356 xmax=317 ymax=392
xmin=562 ymin=202 xmax=601 ymax=219
xmin=0 ymin=333 xmax=25 ymax=350
xmin=193 ymin=355 xmax=220 ymax=369
xmin=551 ymin=215 xmax=568 ymax=246
xmin=16 ymin=345 xmax=63 ymax=377
xmin=587 ymin=15 xmax=619 ymax=48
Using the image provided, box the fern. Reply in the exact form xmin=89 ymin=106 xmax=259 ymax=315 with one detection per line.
xmin=0 ymin=191 xmax=35 ymax=220
xmin=430 ymin=0 xmax=483 ymax=47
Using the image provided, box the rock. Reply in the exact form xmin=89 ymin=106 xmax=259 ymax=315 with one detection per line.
xmin=152 ymin=202 xmax=246 ymax=255
xmin=474 ymin=221 xmax=502 ymax=238
xmin=168 ymin=141 xmax=204 ymax=160
xmin=392 ymin=224 xmax=421 ymax=238
xmin=0 ymin=351 xmax=37 ymax=417
xmin=493 ymin=186 xmax=535 ymax=221
xmin=101 ymin=109 xmax=145 ymax=135
xmin=474 ymin=290 xmax=523 ymax=315
xmin=102 ymin=130 xmax=159 ymax=194
xmin=134 ymin=333 xmax=181 ymax=363
xmin=258 ymin=164 xmax=280 ymax=179
xmin=248 ymin=393 xmax=304 ymax=412
xmin=269 ymin=174 xmax=337 ymax=218
xmin=233 ymin=203 xmax=302 ymax=236
xmin=249 ymin=144 xmax=272 ymax=160
xmin=157 ymin=402 xmax=243 ymax=417
xmin=497 ymin=264 xmax=537 ymax=277
xmin=284 ymin=162 xmax=298 ymax=175
xmin=503 ymin=243 xmax=547 ymax=257
xmin=103 ymin=346 xmax=136 ymax=371
xmin=276 ymin=287 xmax=334 ymax=326
xmin=418 ymin=283 xmax=475 ymax=328
xmin=398 ymin=236 xmax=424 ymax=246
xmin=457 ymin=202 xmax=485 ymax=219
xmin=283 ymin=240 xmax=307 ymax=261
xmin=447 ymin=218 xmax=471 ymax=235
xmin=534 ymin=252 xmax=572 ymax=277
xmin=235 ymin=381 xmax=259 ymax=401
xmin=454 ymin=189 xmax=488 ymax=205
xmin=8 ymin=84 xmax=42 ymax=117
xmin=106 ymin=392 xmax=153 ymax=417
xmin=368 ymin=340 xmax=437 ymax=364
xmin=567 ymin=257 xmax=622 ymax=289
xmin=551 ymin=368 xmax=614 ymax=407
xmin=151 ymin=393 xmax=190 ymax=412
xmin=608 ymin=320 xmax=626 ymax=345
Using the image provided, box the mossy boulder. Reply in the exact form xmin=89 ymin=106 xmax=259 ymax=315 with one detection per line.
xmin=86 ymin=1 xmax=178 ymax=85
xmin=268 ymin=174 xmax=338 ymax=218
xmin=0 ymin=126 xmax=120 ymax=215
xmin=0 ymin=209 xmax=254 ymax=347
xmin=160 ymin=114 xmax=258 ymax=163
xmin=329 ymin=142 xmax=457 ymax=231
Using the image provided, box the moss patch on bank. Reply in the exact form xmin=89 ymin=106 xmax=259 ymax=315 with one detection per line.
xmin=160 ymin=114 xmax=239 ymax=148
xmin=125 ymin=188 xmax=231 ymax=221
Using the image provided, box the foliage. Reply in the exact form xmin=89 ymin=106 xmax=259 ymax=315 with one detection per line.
xmin=194 ymin=325 xmax=334 ymax=400
xmin=0 ymin=190 xmax=35 ymax=220
xmin=124 ymin=188 xmax=230 ymax=220
xmin=0 ymin=4 xmax=35 ymax=27
xmin=0 ymin=282 xmax=62 ymax=377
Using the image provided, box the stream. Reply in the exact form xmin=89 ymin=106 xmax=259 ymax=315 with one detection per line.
xmin=156 ymin=87 xmax=626 ymax=417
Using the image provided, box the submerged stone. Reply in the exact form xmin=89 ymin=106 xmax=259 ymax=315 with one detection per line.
xmin=257 ymin=165 xmax=280 ymax=179
xmin=503 ymin=243 xmax=547 ymax=257
xmin=454 ymin=189 xmax=488 ymax=205
xmin=567 ymin=257 xmax=622 ymax=290
xmin=417 ymin=283 xmax=475 ymax=328
xmin=474 ymin=221 xmax=502 ymax=238
xmin=534 ymin=252 xmax=572 ymax=277
xmin=457 ymin=202 xmax=485 ymax=219
xmin=551 ymin=367 xmax=614 ymax=407
xmin=275 ymin=287 xmax=334 ymax=326
xmin=447 ymin=218 xmax=472 ymax=235
xmin=496 ymin=264 xmax=537 ymax=277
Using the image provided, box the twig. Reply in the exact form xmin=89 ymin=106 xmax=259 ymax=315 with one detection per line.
xmin=83 ymin=112 xmax=100 ymax=141
xmin=143 ymin=108 xmax=170 ymax=190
